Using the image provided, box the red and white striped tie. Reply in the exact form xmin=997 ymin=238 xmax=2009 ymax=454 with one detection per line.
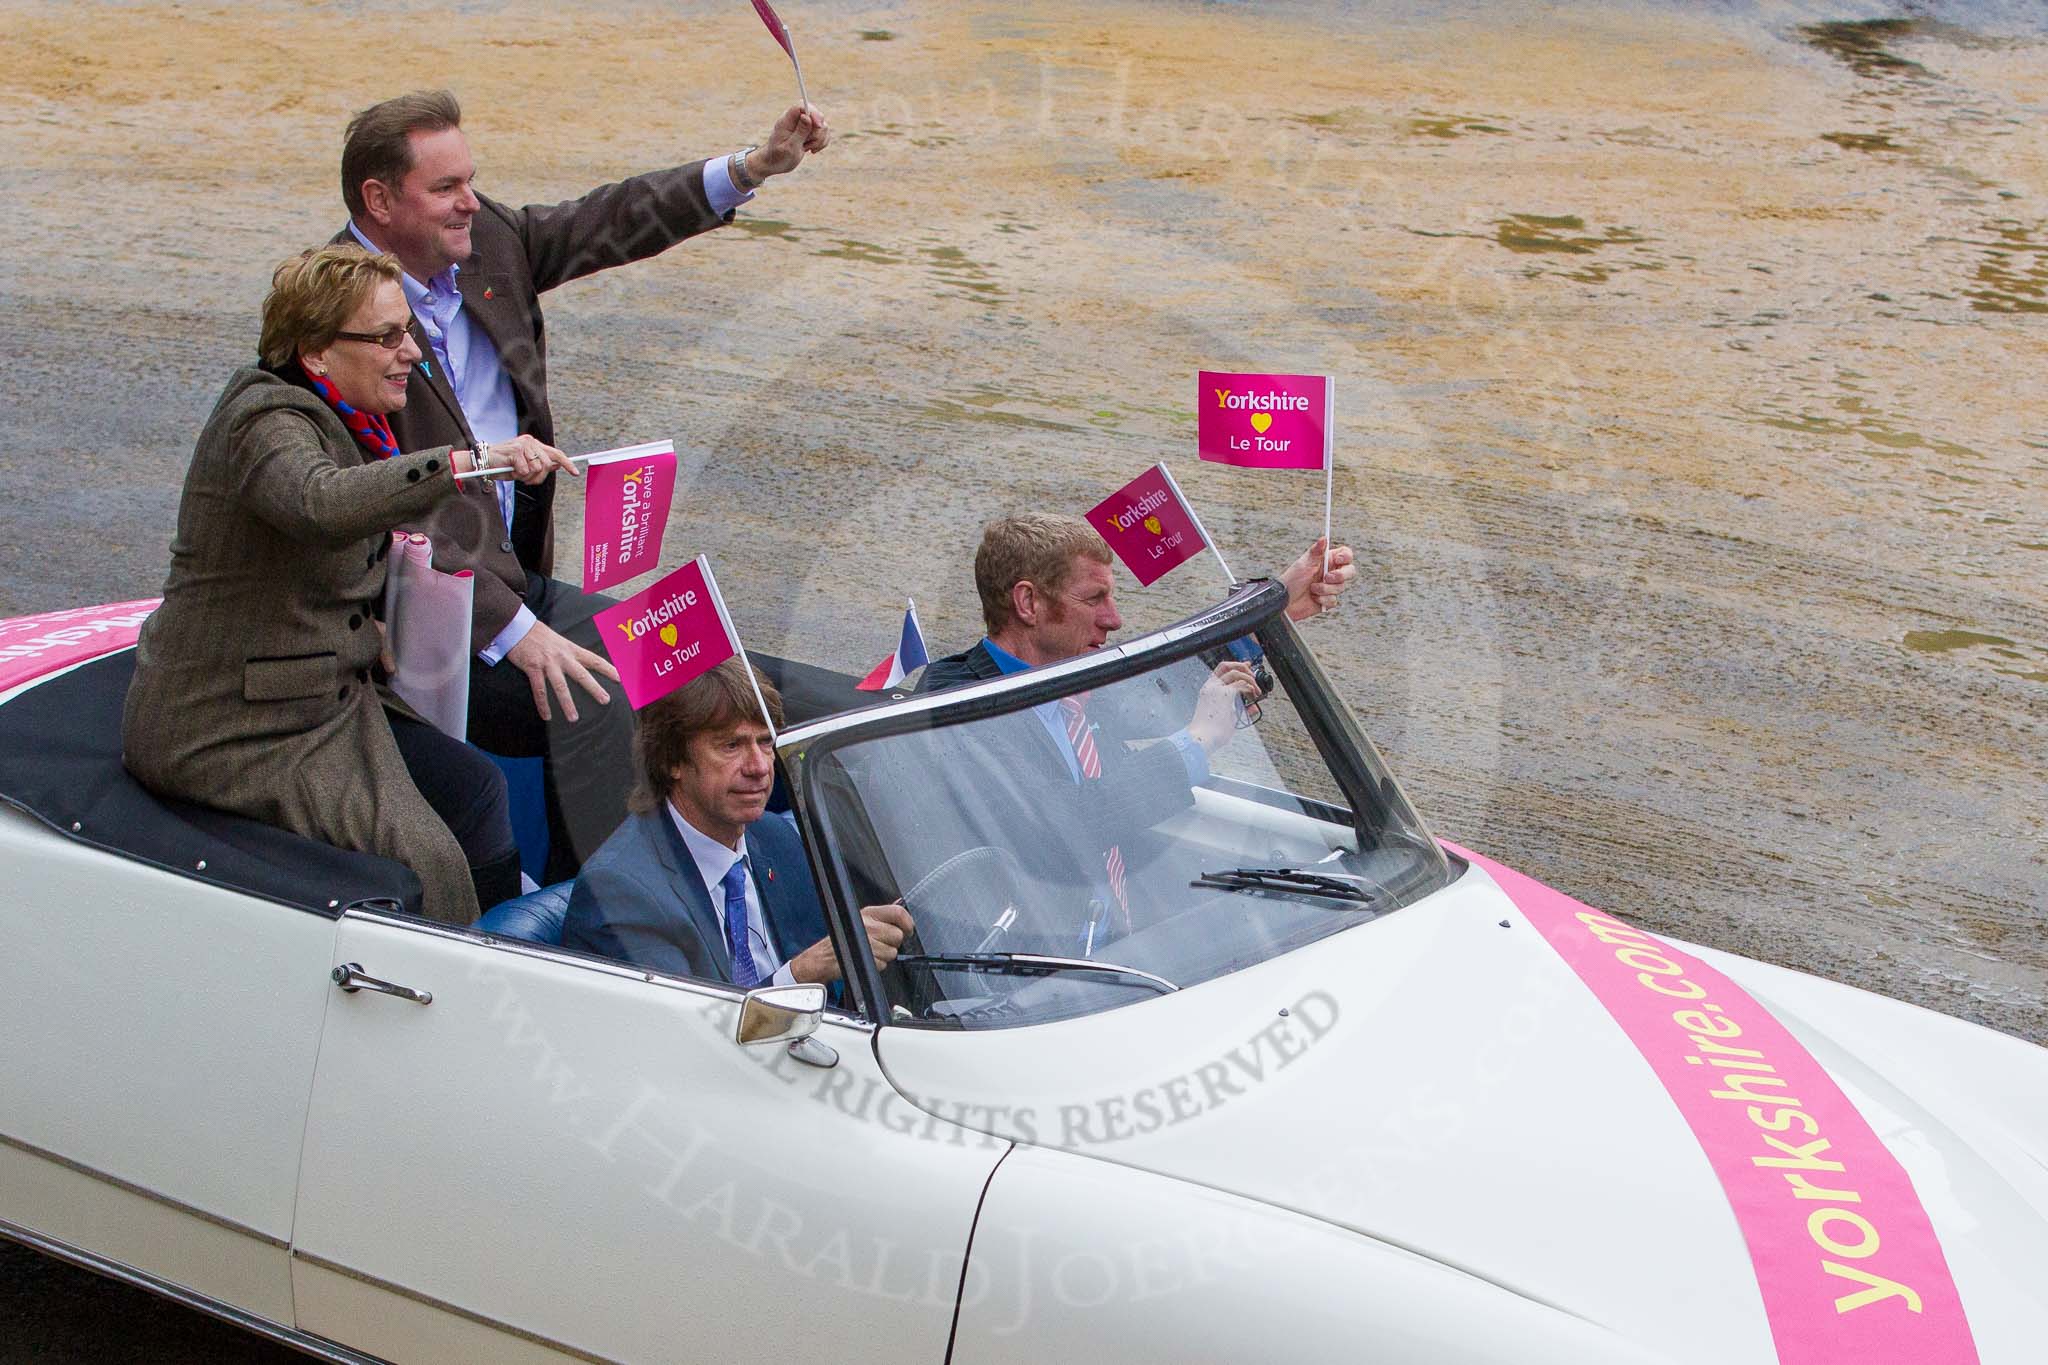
xmin=1060 ymin=695 xmax=1130 ymax=927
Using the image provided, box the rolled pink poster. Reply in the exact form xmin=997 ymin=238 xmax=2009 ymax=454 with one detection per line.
xmin=384 ymin=531 xmax=474 ymax=739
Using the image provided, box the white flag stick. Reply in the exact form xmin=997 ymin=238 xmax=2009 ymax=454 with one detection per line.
xmin=754 ymin=3 xmax=810 ymax=110
xmin=455 ymin=437 xmax=677 ymax=482
xmin=454 ymin=450 xmax=600 ymax=483
xmin=1160 ymin=462 xmax=1235 ymax=585
xmin=1322 ymin=378 xmax=1335 ymax=578
xmin=1321 ymin=459 xmax=1334 ymax=578
xmin=700 ymin=555 xmax=778 ymax=745
xmin=790 ymin=46 xmax=811 ymax=112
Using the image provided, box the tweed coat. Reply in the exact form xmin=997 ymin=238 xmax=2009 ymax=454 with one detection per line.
xmin=122 ymin=367 xmax=478 ymax=923
xmin=338 ymin=161 xmax=729 ymax=653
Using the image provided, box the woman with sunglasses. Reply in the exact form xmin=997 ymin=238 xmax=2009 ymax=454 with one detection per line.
xmin=122 ymin=245 xmax=567 ymax=924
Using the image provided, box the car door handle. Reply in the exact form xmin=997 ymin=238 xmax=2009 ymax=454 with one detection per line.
xmin=331 ymin=962 xmax=433 ymax=1005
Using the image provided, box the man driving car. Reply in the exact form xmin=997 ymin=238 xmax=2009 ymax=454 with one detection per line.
xmin=912 ymin=513 xmax=1356 ymax=942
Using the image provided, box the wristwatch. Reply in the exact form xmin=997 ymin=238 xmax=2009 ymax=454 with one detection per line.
xmin=729 ymin=146 xmax=761 ymax=194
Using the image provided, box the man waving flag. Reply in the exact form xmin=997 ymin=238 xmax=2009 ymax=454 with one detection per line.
xmin=856 ymin=600 xmax=929 ymax=691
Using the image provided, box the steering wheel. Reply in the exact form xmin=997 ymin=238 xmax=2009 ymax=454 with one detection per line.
xmin=882 ymin=845 xmax=1042 ymax=1021
xmin=900 ymin=845 xmax=1035 ymax=952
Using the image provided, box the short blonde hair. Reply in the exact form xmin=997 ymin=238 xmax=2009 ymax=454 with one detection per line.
xmin=975 ymin=512 xmax=1112 ymax=634
xmin=258 ymin=245 xmax=402 ymax=369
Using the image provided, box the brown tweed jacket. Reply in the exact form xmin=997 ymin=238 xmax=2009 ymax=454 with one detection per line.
xmin=335 ymin=161 xmax=729 ymax=652
xmin=122 ymin=367 xmax=479 ymax=923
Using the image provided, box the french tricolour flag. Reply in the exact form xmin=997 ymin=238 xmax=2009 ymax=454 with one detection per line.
xmin=855 ymin=600 xmax=928 ymax=692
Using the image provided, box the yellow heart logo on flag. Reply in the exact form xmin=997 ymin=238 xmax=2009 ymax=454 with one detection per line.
xmin=659 ymin=624 xmax=679 ymax=648
xmin=1249 ymin=412 xmax=1273 ymax=434
xmin=1143 ymin=516 xmax=1162 ymax=535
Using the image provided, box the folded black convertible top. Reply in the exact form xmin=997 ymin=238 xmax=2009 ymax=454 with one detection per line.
xmin=0 ymin=647 xmax=889 ymax=919
xmin=0 ymin=652 xmax=423 ymax=917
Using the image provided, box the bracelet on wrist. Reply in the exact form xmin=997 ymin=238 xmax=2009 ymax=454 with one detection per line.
xmin=729 ymin=146 xmax=761 ymax=193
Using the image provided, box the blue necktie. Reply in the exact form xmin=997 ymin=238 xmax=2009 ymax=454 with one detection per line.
xmin=720 ymin=860 xmax=759 ymax=989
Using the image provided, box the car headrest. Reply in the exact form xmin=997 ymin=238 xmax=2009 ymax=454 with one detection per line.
xmin=475 ymin=880 xmax=573 ymax=945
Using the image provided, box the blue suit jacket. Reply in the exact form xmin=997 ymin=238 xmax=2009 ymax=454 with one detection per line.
xmin=917 ymin=639 xmax=1197 ymax=839
xmin=561 ymin=808 xmax=828 ymax=986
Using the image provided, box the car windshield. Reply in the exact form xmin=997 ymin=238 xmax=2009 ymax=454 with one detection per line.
xmin=797 ymin=587 xmax=1450 ymax=1028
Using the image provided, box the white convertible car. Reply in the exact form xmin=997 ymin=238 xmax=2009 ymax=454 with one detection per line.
xmin=1 ymin=582 xmax=2042 ymax=1364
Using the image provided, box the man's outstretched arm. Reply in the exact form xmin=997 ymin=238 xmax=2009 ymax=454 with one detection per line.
xmin=513 ymin=103 xmax=832 ymax=292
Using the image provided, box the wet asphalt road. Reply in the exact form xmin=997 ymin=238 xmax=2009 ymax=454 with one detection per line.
xmin=2 ymin=0 xmax=2043 ymax=1360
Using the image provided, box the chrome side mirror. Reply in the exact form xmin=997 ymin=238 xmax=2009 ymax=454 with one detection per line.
xmin=734 ymin=982 xmax=826 ymax=1046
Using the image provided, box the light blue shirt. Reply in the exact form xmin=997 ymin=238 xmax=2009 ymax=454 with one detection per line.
xmin=667 ymin=801 xmax=796 ymax=988
xmin=349 ymin=156 xmax=756 ymax=664
xmin=980 ymin=639 xmax=1209 ymax=787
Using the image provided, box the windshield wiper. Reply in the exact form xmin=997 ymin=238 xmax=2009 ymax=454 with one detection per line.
xmin=1193 ymin=866 xmax=1377 ymax=906
xmin=896 ymin=952 xmax=1179 ymax=995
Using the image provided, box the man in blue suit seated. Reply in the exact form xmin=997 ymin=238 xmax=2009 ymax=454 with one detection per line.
xmin=562 ymin=659 xmax=912 ymax=987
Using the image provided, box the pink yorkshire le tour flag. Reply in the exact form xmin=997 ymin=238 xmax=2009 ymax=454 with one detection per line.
xmin=751 ymin=0 xmax=797 ymax=57
xmin=1197 ymin=370 xmax=1331 ymax=470
xmin=593 ymin=557 xmax=738 ymax=710
xmin=582 ymin=441 xmax=678 ymax=594
xmin=1087 ymin=463 xmax=1207 ymax=587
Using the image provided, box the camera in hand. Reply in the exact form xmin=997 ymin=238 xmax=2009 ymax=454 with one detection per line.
xmin=1200 ymin=636 xmax=1273 ymax=699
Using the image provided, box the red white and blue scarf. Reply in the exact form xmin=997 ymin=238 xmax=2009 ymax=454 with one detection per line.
xmin=304 ymin=368 xmax=401 ymax=462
